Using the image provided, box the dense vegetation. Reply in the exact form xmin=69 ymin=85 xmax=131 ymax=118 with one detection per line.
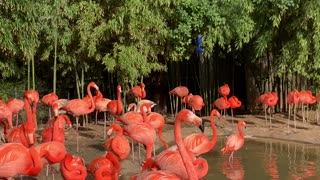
xmin=1 ymin=0 xmax=320 ymax=113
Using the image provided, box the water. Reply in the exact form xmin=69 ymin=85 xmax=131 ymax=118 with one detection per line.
xmin=203 ymin=137 xmax=320 ymax=180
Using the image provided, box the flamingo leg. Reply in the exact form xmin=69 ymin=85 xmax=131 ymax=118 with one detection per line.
xmin=131 ymin=139 xmax=135 ymax=161
xmin=231 ymin=108 xmax=234 ymax=125
xmin=103 ymin=112 xmax=107 ymax=140
xmin=175 ymin=96 xmax=178 ymax=117
xmin=288 ymin=104 xmax=291 ymax=133
xmin=95 ymin=110 xmax=98 ymax=125
xmin=228 ymin=151 xmax=234 ymax=163
xmin=76 ymin=116 xmax=79 ymax=153
xmin=264 ymin=104 xmax=267 ymax=127
xmin=269 ymin=107 xmax=272 ymax=128
xmin=294 ymin=104 xmax=297 ymax=132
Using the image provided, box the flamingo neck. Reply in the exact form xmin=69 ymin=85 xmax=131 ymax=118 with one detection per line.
xmin=133 ymin=104 xmax=137 ymax=112
xmin=140 ymin=104 xmax=147 ymax=121
xmin=193 ymin=158 xmax=209 ymax=178
xmin=115 ymin=126 xmax=123 ymax=136
xmin=87 ymin=84 xmax=96 ymax=113
xmin=207 ymin=112 xmax=217 ymax=151
xmin=174 ymin=118 xmax=198 ymax=180
xmin=116 ymin=89 xmax=122 ymax=115
xmin=27 ymin=147 xmax=43 ymax=176
xmin=238 ymin=124 xmax=244 ymax=138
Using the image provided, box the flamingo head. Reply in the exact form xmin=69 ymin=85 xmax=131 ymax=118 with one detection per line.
xmin=238 ymin=120 xmax=247 ymax=128
xmin=107 ymin=123 xmax=121 ymax=136
xmin=127 ymin=103 xmax=136 ymax=111
xmin=177 ymin=109 xmax=203 ymax=130
xmin=24 ymin=90 xmax=40 ymax=107
xmin=211 ymin=109 xmax=221 ymax=119
xmin=140 ymin=83 xmax=145 ymax=89
xmin=117 ymin=85 xmax=122 ymax=93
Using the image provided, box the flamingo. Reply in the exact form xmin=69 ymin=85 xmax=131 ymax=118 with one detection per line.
xmin=41 ymin=104 xmax=71 ymax=144
xmin=60 ymin=154 xmax=87 ymax=180
xmin=150 ymin=109 xmax=208 ymax=180
xmin=129 ymin=82 xmax=146 ymax=102
xmin=0 ymin=143 xmax=43 ymax=179
xmin=24 ymin=90 xmax=40 ymax=128
xmin=107 ymin=85 xmax=123 ymax=123
xmin=221 ymin=120 xmax=247 ymax=163
xmin=62 ymin=82 xmax=99 ymax=152
xmin=6 ymin=91 xmax=36 ymax=147
xmin=188 ymin=95 xmax=205 ymax=113
xmin=182 ymin=93 xmax=193 ymax=107
xmin=105 ymin=123 xmax=131 ymax=160
xmin=287 ymin=89 xmax=300 ymax=132
xmin=89 ymin=152 xmax=120 ymax=180
xmin=219 ymin=84 xmax=230 ymax=98
xmin=180 ymin=109 xmax=221 ymax=156
xmin=0 ymin=104 xmax=13 ymax=129
xmin=256 ymin=92 xmax=278 ymax=128
xmin=130 ymin=158 xmax=181 ymax=180
xmin=35 ymin=141 xmax=67 ymax=178
xmin=94 ymin=89 xmax=111 ymax=139
xmin=169 ymin=86 xmax=189 ymax=116
xmin=6 ymin=98 xmax=24 ymax=127
xmin=41 ymin=92 xmax=59 ymax=119
xmin=124 ymin=121 xmax=156 ymax=162
xmin=212 ymin=97 xmax=230 ymax=119
xmin=228 ymin=96 xmax=242 ymax=125
xmin=298 ymin=90 xmax=316 ymax=124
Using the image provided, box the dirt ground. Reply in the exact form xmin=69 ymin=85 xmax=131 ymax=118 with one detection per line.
xmin=11 ymin=109 xmax=320 ymax=179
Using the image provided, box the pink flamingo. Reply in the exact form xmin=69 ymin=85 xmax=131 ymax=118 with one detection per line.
xmin=107 ymin=85 xmax=123 ymax=123
xmin=219 ymin=84 xmax=230 ymax=98
xmin=169 ymin=86 xmax=189 ymax=116
xmin=150 ymin=109 xmax=208 ymax=180
xmin=0 ymin=143 xmax=43 ymax=179
xmin=212 ymin=97 xmax=230 ymax=119
xmin=124 ymin=121 xmax=156 ymax=162
xmin=41 ymin=92 xmax=59 ymax=119
xmin=94 ymin=89 xmax=111 ymax=139
xmin=221 ymin=120 xmax=247 ymax=163
xmin=105 ymin=123 xmax=131 ymax=160
xmin=0 ymin=104 xmax=13 ymax=129
xmin=60 ymin=154 xmax=87 ymax=180
xmin=62 ymin=82 xmax=99 ymax=152
xmin=228 ymin=96 xmax=242 ymax=125
xmin=129 ymin=83 xmax=146 ymax=102
xmin=298 ymin=90 xmax=316 ymax=124
xmin=256 ymin=92 xmax=278 ymax=128
xmin=89 ymin=152 xmax=120 ymax=180
xmin=287 ymin=89 xmax=300 ymax=131
xmin=182 ymin=109 xmax=221 ymax=156
xmin=187 ymin=95 xmax=205 ymax=113
xmin=6 ymin=98 xmax=24 ymax=127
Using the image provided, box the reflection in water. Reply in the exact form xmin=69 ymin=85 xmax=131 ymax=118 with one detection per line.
xmin=221 ymin=156 xmax=244 ymax=180
xmin=202 ymin=138 xmax=320 ymax=180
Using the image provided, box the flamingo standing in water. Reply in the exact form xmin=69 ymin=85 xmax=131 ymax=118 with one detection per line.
xmin=60 ymin=154 xmax=87 ymax=180
xmin=6 ymin=98 xmax=24 ymax=127
xmin=105 ymin=123 xmax=131 ymax=160
xmin=182 ymin=109 xmax=221 ymax=156
xmin=89 ymin=152 xmax=120 ymax=180
xmin=148 ymin=109 xmax=208 ymax=180
xmin=228 ymin=96 xmax=242 ymax=125
xmin=0 ymin=143 xmax=43 ymax=179
xmin=221 ymin=120 xmax=247 ymax=163
xmin=62 ymin=82 xmax=99 ymax=152
xmin=169 ymin=86 xmax=189 ymax=116
xmin=107 ymin=85 xmax=123 ymax=123
xmin=287 ymin=89 xmax=300 ymax=132
xmin=129 ymin=83 xmax=146 ymax=102
xmin=94 ymin=89 xmax=111 ymax=139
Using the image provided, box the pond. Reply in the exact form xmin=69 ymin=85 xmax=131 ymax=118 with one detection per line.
xmin=203 ymin=137 xmax=320 ymax=180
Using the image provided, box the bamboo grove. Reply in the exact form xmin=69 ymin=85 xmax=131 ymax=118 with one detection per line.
xmin=1 ymin=0 xmax=320 ymax=114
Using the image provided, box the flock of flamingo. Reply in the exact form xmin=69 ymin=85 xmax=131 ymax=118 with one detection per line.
xmin=0 ymin=81 xmax=318 ymax=179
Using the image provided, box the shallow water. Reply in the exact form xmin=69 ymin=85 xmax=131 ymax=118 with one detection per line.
xmin=203 ymin=137 xmax=320 ymax=180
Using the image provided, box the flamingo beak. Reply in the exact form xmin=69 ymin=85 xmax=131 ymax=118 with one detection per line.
xmin=199 ymin=121 xmax=205 ymax=133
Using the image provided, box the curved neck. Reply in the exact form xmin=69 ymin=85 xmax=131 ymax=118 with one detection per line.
xmin=193 ymin=158 xmax=208 ymax=178
xmin=115 ymin=126 xmax=123 ymax=136
xmin=132 ymin=104 xmax=137 ymax=112
xmin=140 ymin=104 xmax=147 ymax=121
xmin=27 ymin=147 xmax=43 ymax=176
xmin=238 ymin=124 xmax=244 ymax=138
xmin=116 ymin=89 xmax=122 ymax=115
xmin=87 ymin=84 xmax=96 ymax=113
xmin=207 ymin=112 xmax=217 ymax=151
xmin=174 ymin=119 xmax=198 ymax=180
